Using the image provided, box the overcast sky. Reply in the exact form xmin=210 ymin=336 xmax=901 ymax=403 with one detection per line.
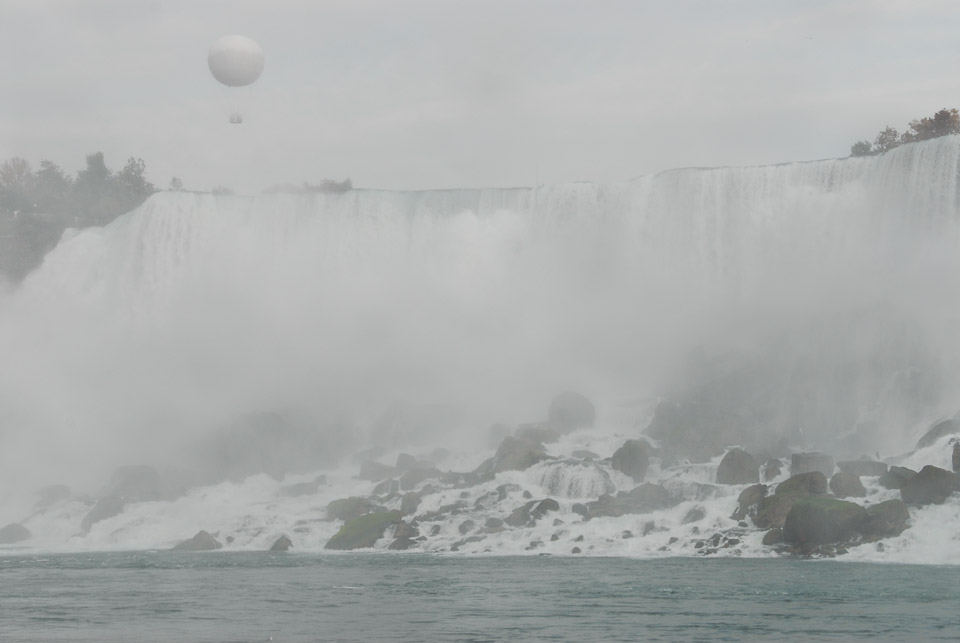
xmin=2 ymin=0 xmax=960 ymax=192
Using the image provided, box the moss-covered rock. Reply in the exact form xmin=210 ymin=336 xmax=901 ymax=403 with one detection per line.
xmin=782 ymin=496 xmax=867 ymax=546
xmin=325 ymin=510 xmax=402 ymax=550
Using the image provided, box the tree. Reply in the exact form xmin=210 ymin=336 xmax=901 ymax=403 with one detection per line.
xmin=902 ymin=108 xmax=960 ymax=143
xmin=0 ymin=157 xmax=36 ymax=212
xmin=73 ymin=152 xmax=114 ymax=224
xmin=850 ymin=141 xmax=872 ymax=157
xmin=33 ymin=160 xmax=74 ymax=216
xmin=873 ymin=126 xmax=900 ymax=154
xmin=114 ymin=157 xmax=156 ymax=213
xmin=169 ymin=177 xmax=183 ymax=191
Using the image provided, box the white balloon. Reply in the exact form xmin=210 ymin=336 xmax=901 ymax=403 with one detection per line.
xmin=208 ymin=35 xmax=264 ymax=87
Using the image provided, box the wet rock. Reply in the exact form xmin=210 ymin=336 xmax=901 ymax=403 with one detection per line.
xmin=610 ymin=439 xmax=653 ymax=482
xmin=484 ymin=517 xmax=503 ymax=530
xmin=837 ymin=460 xmax=887 ymax=477
xmin=776 ymin=471 xmax=828 ymax=497
xmin=279 ymin=475 xmax=326 ymax=497
xmin=504 ymin=498 xmax=560 ymax=528
xmin=325 ymin=510 xmax=402 ymax=550
xmin=717 ymin=448 xmax=759 ymax=485
xmin=0 ymin=523 xmax=31 ymax=544
xmin=571 ymin=546 xmax=582 ymax=554
xmin=538 ymin=459 xmax=616 ymax=498
xmin=516 ymin=423 xmax=561 ymax=445
xmin=572 ymin=449 xmax=600 ymax=460
xmin=682 ymin=506 xmax=706 ymax=524
xmin=393 ymin=521 xmax=419 ymax=539
xmin=954 ymin=443 xmax=960 ymax=473
xmin=399 ymin=467 xmax=442 ymax=491
xmin=458 ymin=519 xmax=476 ymax=535
xmin=359 ymin=460 xmax=400 ymax=482
xmin=34 ymin=485 xmax=71 ymax=510
xmin=829 ymin=472 xmax=866 ymax=498
xmin=372 ymin=479 xmax=400 ymax=495
xmin=861 ymin=499 xmax=910 ymax=539
xmin=790 ymin=453 xmax=835 ymax=477
xmin=547 ymin=391 xmax=595 ymax=433
xmin=762 ymin=459 xmax=783 ymax=481
xmin=400 ymin=492 xmax=421 ymax=516
xmin=326 ymin=497 xmax=384 ymax=522
xmin=572 ymin=503 xmax=589 ymax=519
xmin=550 ymin=533 xmax=561 ymax=542
xmin=879 ymin=466 xmax=917 ymax=490
xmin=731 ymin=483 xmax=767 ymax=521
xmin=474 ymin=436 xmax=550 ymax=475
xmin=440 ymin=471 xmax=495 ymax=488
xmin=173 ymin=530 xmax=222 ymax=551
xmin=762 ymin=528 xmax=783 ymax=545
xmin=429 ymin=525 xmax=441 ymax=537
xmin=581 ymin=484 xmax=677 ymax=519
xmin=81 ymin=495 xmax=125 ymax=533
xmin=916 ymin=418 xmax=960 ymax=450
xmin=269 ymin=535 xmax=293 ymax=552
xmin=900 ymin=465 xmax=957 ymax=506
xmin=389 ymin=537 xmax=418 ymax=550
xmin=641 ymin=521 xmax=656 ymax=536
xmin=783 ymin=497 xmax=867 ymax=546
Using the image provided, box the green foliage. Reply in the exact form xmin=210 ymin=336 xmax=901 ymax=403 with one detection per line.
xmin=851 ymin=108 xmax=960 ymax=157
xmin=850 ymin=141 xmax=872 ymax=157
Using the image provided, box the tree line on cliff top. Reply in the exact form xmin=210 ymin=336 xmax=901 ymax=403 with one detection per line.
xmin=850 ymin=107 xmax=960 ymax=157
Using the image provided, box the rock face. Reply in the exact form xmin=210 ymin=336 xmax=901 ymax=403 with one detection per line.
xmin=861 ymin=500 xmax=910 ymax=539
xmin=732 ymin=484 xmax=767 ymax=521
xmin=610 ymin=439 xmax=652 ymax=482
xmin=900 ymin=465 xmax=957 ymax=506
xmin=547 ymin=391 xmax=595 ymax=433
xmin=829 ymin=472 xmax=866 ymax=498
xmin=399 ymin=467 xmax=442 ymax=491
xmin=782 ymin=497 xmax=867 ymax=546
xmin=81 ymin=495 xmax=125 ymax=533
xmin=954 ymin=443 xmax=960 ymax=473
xmin=776 ymin=471 xmax=828 ymax=496
xmin=837 ymin=460 xmax=887 ymax=477
xmin=0 ymin=523 xmax=31 ymax=544
xmin=269 ymin=535 xmax=293 ymax=552
xmin=580 ymin=484 xmax=677 ymax=519
xmin=504 ymin=499 xmax=560 ymax=528
xmin=790 ymin=453 xmax=835 ymax=477
xmin=879 ymin=466 xmax=917 ymax=490
xmin=359 ymin=460 xmax=400 ymax=482
xmin=325 ymin=511 xmax=402 ymax=550
xmin=916 ymin=418 xmax=960 ymax=449
xmin=326 ymin=497 xmax=384 ymax=522
xmin=173 ymin=530 xmax=222 ymax=551
xmin=762 ymin=459 xmax=783 ymax=481
xmin=754 ymin=472 xmax=827 ymax=529
xmin=474 ymin=436 xmax=550 ymax=474
xmin=716 ymin=449 xmax=759 ymax=485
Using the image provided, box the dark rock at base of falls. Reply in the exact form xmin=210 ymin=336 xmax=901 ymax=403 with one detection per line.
xmin=783 ymin=497 xmax=867 ymax=546
xmin=269 ymin=535 xmax=293 ymax=552
xmin=81 ymin=495 xmax=125 ymax=534
xmin=399 ymin=467 xmax=442 ymax=491
xmin=916 ymin=418 xmax=960 ymax=450
xmin=325 ymin=511 xmax=402 ymax=550
xmin=776 ymin=471 xmax=828 ymax=497
xmin=34 ymin=484 xmax=71 ymax=510
xmin=173 ymin=530 xmax=222 ymax=551
xmin=547 ymin=391 xmax=595 ymax=433
xmin=580 ymin=484 xmax=677 ymax=520
xmin=731 ymin=483 xmax=767 ymax=521
xmin=900 ymin=465 xmax=958 ymax=506
xmin=473 ymin=436 xmax=551 ymax=475
xmin=610 ymin=439 xmax=653 ymax=482
xmin=790 ymin=453 xmax=834 ymax=477
xmin=862 ymin=499 xmax=910 ymax=539
xmin=0 ymin=522 xmax=31 ymax=544
xmin=326 ymin=497 xmax=385 ymax=522
xmin=879 ymin=466 xmax=917 ymax=490
xmin=359 ymin=460 xmax=400 ymax=482
xmin=762 ymin=528 xmax=783 ymax=545
xmin=954 ymin=443 xmax=960 ymax=473
xmin=395 ymin=453 xmax=435 ymax=471
xmin=393 ymin=521 xmax=419 ymax=539
xmin=400 ymin=492 xmax=421 ymax=516
xmin=372 ymin=479 xmax=400 ymax=495
xmin=388 ymin=537 xmax=418 ymax=550
xmin=717 ymin=448 xmax=759 ymax=485
xmin=829 ymin=472 xmax=866 ymax=498
xmin=837 ymin=460 xmax=887 ymax=477
xmin=753 ymin=472 xmax=827 ymax=529
xmin=505 ymin=499 xmax=560 ymax=528
xmin=682 ymin=506 xmax=706 ymax=524
xmin=762 ymin=459 xmax=783 ymax=481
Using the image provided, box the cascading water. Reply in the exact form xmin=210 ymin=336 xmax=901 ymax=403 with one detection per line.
xmin=2 ymin=137 xmax=960 ymax=559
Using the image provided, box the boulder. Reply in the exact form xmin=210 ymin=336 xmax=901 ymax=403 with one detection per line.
xmin=731 ymin=483 xmax=767 ymax=521
xmin=359 ymin=460 xmax=400 ymax=482
xmin=716 ymin=448 xmax=759 ymax=485
xmin=954 ymin=443 xmax=960 ymax=473
xmin=81 ymin=495 xmax=124 ymax=533
xmin=34 ymin=485 xmax=71 ymax=510
xmin=269 ymin=535 xmax=293 ymax=552
xmin=458 ymin=519 xmax=477 ymax=535
xmin=0 ymin=522 xmax=31 ymax=544
xmin=504 ymin=498 xmax=560 ymax=528
xmin=782 ymin=497 xmax=867 ymax=546
xmin=173 ymin=530 xmax=222 ymax=551
xmin=325 ymin=511 xmax=402 ymax=550
xmin=790 ymin=453 xmax=835 ymax=477
xmin=829 ymin=472 xmax=866 ymax=498
xmin=372 ymin=479 xmax=400 ymax=495
xmin=762 ymin=459 xmax=783 ymax=481
xmin=610 ymin=439 xmax=653 ymax=482
xmin=326 ymin=497 xmax=384 ymax=522
xmin=879 ymin=466 xmax=917 ymax=490
xmin=761 ymin=528 xmax=783 ymax=545
xmin=547 ymin=391 xmax=595 ymax=433
xmin=682 ymin=507 xmax=706 ymax=524
xmin=916 ymin=418 xmax=960 ymax=450
xmin=837 ymin=460 xmax=887 ymax=477
xmin=861 ymin=499 xmax=910 ymax=539
xmin=776 ymin=471 xmax=828 ymax=497
xmin=399 ymin=467 xmax=442 ymax=491
xmin=388 ymin=537 xmax=418 ymax=550
xmin=900 ymin=465 xmax=957 ymax=506
xmin=400 ymin=492 xmax=421 ymax=516
xmin=393 ymin=521 xmax=419 ymax=539
xmin=474 ymin=436 xmax=550 ymax=474
xmin=754 ymin=494 xmax=798 ymax=529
